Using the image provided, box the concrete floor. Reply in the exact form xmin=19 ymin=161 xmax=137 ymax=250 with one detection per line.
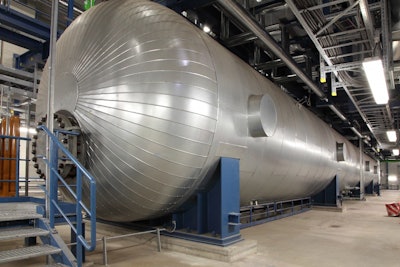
xmin=1 ymin=190 xmax=400 ymax=266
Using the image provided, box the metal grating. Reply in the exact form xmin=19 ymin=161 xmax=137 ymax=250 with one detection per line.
xmin=0 ymin=212 xmax=42 ymax=222
xmin=0 ymin=228 xmax=49 ymax=241
xmin=0 ymin=202 xmax=42 ymax=222
xmin=0 ymin=245 xmax=61 ymax=263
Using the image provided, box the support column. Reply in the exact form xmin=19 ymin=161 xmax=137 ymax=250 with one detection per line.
xmin=171 ymin=157 xmax=241 ymax=246
xmin=46 ymin=0 xmax=58 ymax=220
xmin=359 ymin=138 xmax=365 ymax=200
xmin=312 ymin=175 xmax=341 ymax=207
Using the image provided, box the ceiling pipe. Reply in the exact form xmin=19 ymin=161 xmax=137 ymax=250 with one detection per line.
xmin=216 ymin=0 xmax=326 ymax=100
xmin=359 ymin=0 xmax=376 ymax=49
xmin=216 ymin=1 xmax=371 ymax=135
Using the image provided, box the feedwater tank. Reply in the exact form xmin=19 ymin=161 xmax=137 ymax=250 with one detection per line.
xmin=36 ymin=0 xmax=377 ymax=222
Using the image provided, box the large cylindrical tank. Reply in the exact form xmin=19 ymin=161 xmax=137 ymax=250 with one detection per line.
xmin=36 ymin=0 xmax=377 ymax=222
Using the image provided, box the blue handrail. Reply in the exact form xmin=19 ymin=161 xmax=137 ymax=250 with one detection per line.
xmin=37 ymin=125 xmax=96 ymax=265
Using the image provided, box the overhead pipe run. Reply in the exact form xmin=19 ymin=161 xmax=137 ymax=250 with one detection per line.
xmin=216 ymin=0 xmax=326 ymax=100
xmin=359 ymin=0 xmax=376 ymax=49
xmin=216 ymin=0 xmax=368 ymax=139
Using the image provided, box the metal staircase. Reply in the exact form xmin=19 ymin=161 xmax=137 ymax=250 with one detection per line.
xmin=0 ymin=202 xmax=69 ymax=265
xmin=0 ymin=125 xmax=97 ymax=267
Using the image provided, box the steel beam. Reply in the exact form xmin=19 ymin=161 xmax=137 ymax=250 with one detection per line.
xmin=255 ymin=55 xmax=307 ymax=70
xmin=0 ymin=5 xmax=50 ymax=40
xmin=0 ymin=85 xmax=36 ymax=98
xmin=299 ymin=0 xmax=350 ymax=13
xmin=254 ymin=1 xmax=288 ymax=14
xmin=359 ymin=0 xmax=376 ymax=49
xmin=224 ymin=32 xmax=257 ymax=47
xmin=324 ymin=2 xmax=381 ymax=20
xmin=0 ymin=74 xmax=34 ymax=88
xmin=315 ymin=0 xmax=360 ymax=37
xmin=67 ymin=0 xmax=74 ymax=26
xmin=318 ymin=27 xmax=366 ymax=39
xmin=155 ymin=0 xmax=214 ymax=10
xmin=0 ymin=27 xmax=43 ymax=51
xmin=325 ymin=61 xmax=363 ymax=72
xmin=329 ymin=50 xmax=372 ymax=60
xmin=323 ymin=40 xmax=369 ymax=50
xmin=0 ymin=64 xmax=36 ymax=80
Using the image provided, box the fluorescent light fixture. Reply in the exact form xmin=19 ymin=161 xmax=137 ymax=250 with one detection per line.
xmin=256 ymin=0 xmax=262 ymax=2
xmin=393 ymin=149 xmax=400 ymax=156
xmin=19 ymin=127 xmax=37 ymax=134
xmin=388 ymin=175 xmax=398 ymax=182
xmin=362 ymin=57 xmax=389 ymax=104
xmin=387 ymin=130 xmax=397 ymax=142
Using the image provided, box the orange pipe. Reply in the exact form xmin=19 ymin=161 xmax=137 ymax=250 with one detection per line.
xmin=1 ymin=118 xmax=8 ymax=196
xmin=0 ymin=116 xmax=20 ymax=197
xmin=8 ymin=116 xmax=20 ymax=196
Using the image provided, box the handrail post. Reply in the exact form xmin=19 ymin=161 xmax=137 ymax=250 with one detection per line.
xmin=49 ymin=136 xmax=59 ymax=228
xmin=15 ymin=138 xmax=20 ymax=198
xmin=102 ymin=236 xmax=108 ymax=266
xmin=156 ymin=228 xmax=162 ymax=252
xmin=76 ymin=168 xmax=83 ymax=267
xmin=90 ymin=180 xmax=96 ymax=250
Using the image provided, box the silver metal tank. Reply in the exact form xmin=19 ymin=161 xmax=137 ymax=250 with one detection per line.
xmin=36 ymin=0 xmax=377 ymax=222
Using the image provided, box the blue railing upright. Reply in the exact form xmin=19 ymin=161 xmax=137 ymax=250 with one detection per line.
xmin=37 ymin=125 xmax=96 ymax=267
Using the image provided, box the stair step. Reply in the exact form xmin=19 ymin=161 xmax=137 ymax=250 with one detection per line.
xmin=0 ymin=202 xmax=42 ymax=222
xmin=0 ymin=245 xmax=62 ymax=263
xmin=0 ymin=227 xmax=50 ymax=241
xmin=0 ymin=211 xmax=42 ymax=222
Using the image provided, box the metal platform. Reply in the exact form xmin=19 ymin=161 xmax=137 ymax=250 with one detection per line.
xmin=0 ymin=244 xmax=62 ymax=263
xmin=0 ymin=202 xmax=42 ymax=222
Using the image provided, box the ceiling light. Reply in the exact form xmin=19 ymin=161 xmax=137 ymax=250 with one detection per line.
xmin=256 ymin=0 xmax=262 ymax=2
xmin=362 ymin=57 xmax=389 ymax=104
xmin=387 ymin=130 xmax=397 ymax=142
xmin=203 ymin=25 xmax=211 ymax=33
xmin=393 ymin=149 xmax=400 ymax=156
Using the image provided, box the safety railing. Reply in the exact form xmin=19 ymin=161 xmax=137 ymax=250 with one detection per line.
xmin=37 ymin=125 xmax=96 ymax=267
xmin=0 ymin=135 xmax=31 ymax=198
xmin=100 ymin=228 xmax=165 ymax=266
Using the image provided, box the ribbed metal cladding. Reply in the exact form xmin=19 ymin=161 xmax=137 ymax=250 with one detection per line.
xmin=38 ymin=0 xmax=218 ymax=221
xmin=36 ymin=0 xmax=378 ymax=222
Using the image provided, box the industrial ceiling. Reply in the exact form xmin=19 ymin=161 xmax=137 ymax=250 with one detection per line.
xmin=0 ymin=0 xmax=399 ymax=160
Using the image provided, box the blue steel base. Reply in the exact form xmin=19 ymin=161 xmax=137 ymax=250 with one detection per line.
xmin=240 ymin=198 xmax=312 ymax=229
xmin=163 ymin=230 xmax=242 ymax=246
xmin=365 ymin=181 xmax=374 ymax=194
xmin=312 ymin=175 xmax=341 ymax=207
xmin=169 ymin=157 xmax=241 ymax=246
xmin=374 ymin=183 xmax=380 ymax=196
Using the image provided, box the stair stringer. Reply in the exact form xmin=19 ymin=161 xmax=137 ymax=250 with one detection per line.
xmin=38 ymin=218 xmax=77 ymax=267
